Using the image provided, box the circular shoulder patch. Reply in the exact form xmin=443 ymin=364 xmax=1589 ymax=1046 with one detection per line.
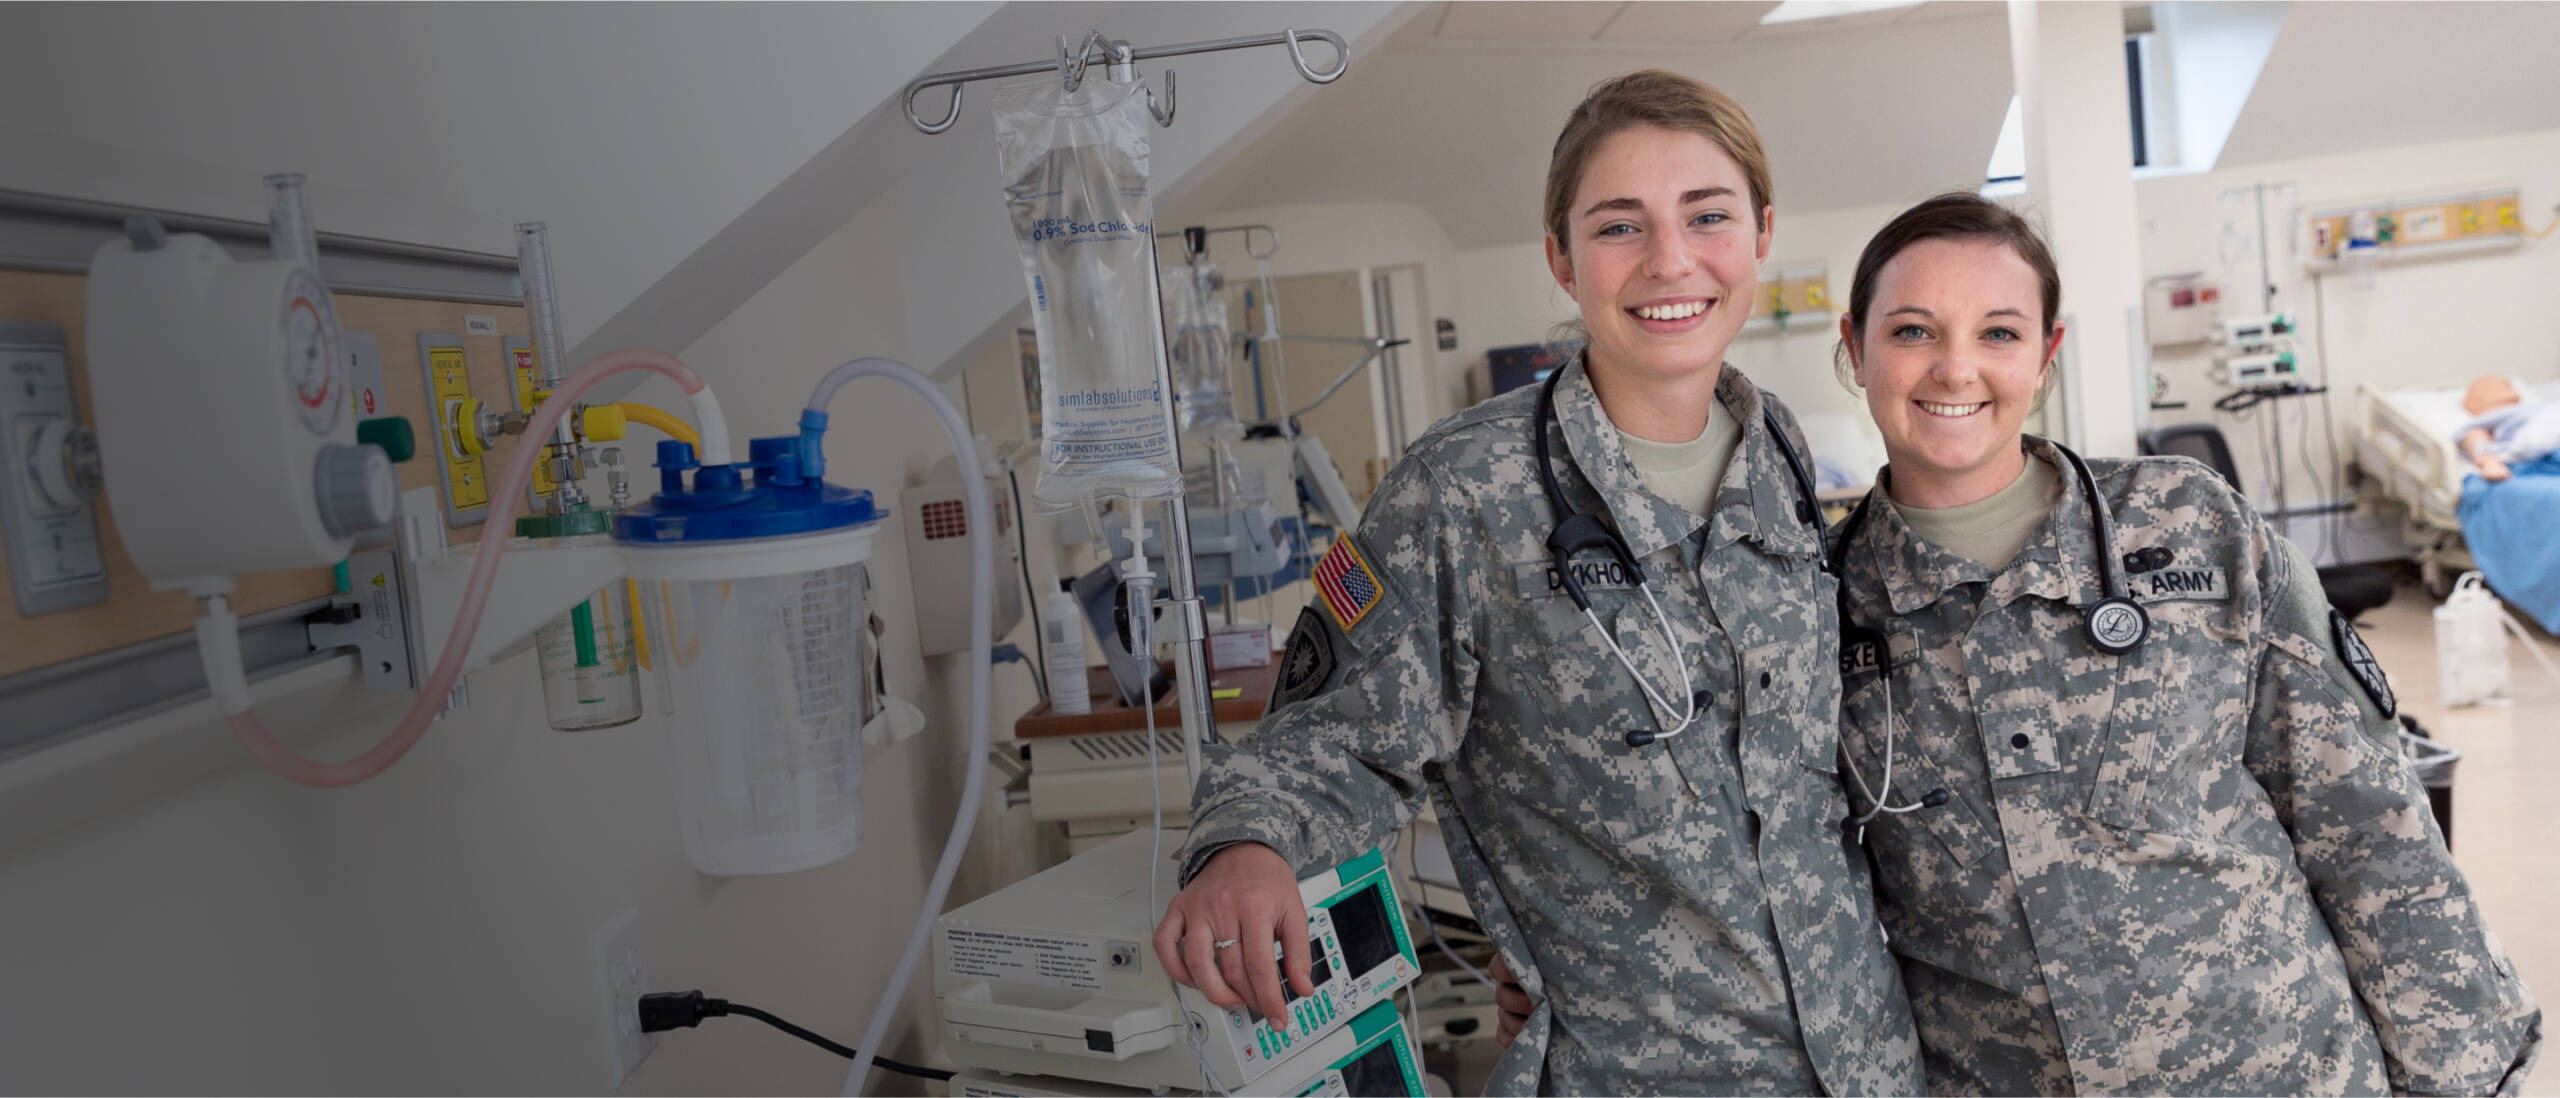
xmin=1272 ymin=606 xmax=1339 ymax=711
xmin=2330 ymin=608 xmax=2397 ymax=718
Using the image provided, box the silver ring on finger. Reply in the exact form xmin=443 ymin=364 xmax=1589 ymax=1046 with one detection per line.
xmin=1214 ymin=938 xmax=1239 ymax=949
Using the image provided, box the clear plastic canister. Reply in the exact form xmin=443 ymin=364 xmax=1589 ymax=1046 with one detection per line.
xmin=630 ymin=531 xmax=874 ymax=876
xmin=533 ymin=578 xmax=644 ymax=731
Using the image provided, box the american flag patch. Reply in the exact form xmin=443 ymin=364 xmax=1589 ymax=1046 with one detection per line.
xmin=1313 ymin=537 xmax=1384 ymax=631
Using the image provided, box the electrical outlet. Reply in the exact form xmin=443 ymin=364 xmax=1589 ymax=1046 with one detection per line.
xmin=592 ymin=908 xmax=654 ymax=1087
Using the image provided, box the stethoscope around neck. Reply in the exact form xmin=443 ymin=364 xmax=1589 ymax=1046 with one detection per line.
xmin=1531 ymin=363 xmax=1838 ymax=749
xmin=1533 ymin=362 xmax=2148 ymax=818
xmin=1829 ymin=438 xmax=2150 ymax=840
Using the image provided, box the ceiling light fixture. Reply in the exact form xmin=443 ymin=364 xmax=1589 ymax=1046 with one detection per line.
xmin=1758 ymin=0 xmax=1926 ymax=26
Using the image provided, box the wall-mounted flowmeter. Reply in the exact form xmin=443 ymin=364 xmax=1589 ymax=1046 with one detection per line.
xmin=83 ymin=175 xmax=399 ymax=595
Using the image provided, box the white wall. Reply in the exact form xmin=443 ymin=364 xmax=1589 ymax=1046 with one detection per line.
xmin=2150 ymin=0 xmax=2288 ymax=172
xmin=0 ymin=3 xmax=1407 ymax=1092
xmin=2138 ymin=124 xmax=2560 ymax=556
xmin=0 ymin=3 xmax=999 ymax=365
xmin=0 ymin=193 xmax=1048 ymax=1096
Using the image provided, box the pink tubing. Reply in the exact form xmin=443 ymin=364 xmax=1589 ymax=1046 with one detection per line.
xmin=224 ymin=348 xmax=713 ymax=788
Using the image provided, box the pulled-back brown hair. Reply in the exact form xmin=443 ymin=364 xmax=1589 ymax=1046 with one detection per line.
xmin=1543 ymin=69 xmax=1773 ymax=245
xmin=1835 ymin=191 xmax=2062 ymax=393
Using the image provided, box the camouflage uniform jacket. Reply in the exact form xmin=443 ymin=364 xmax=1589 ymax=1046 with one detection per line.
xmin=1178 ymin=361 xmax=1922 ymax=1096
xmin=1837 ymin=439 xmax=2542 ymax=1096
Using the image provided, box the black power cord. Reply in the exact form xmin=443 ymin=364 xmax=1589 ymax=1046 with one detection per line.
xmin=1009 ymin=466 xmax=1049 ymax=702
xmin=638 ymin=990 xmax=955 ymax=1083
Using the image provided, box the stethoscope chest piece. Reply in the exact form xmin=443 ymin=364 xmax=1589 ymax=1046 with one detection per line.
xmin=2083 ymin=595 xmax=2150 ymax=656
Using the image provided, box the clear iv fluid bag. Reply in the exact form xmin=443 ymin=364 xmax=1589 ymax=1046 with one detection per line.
xmin=1166 ymin=259 xmax=1243 ymax=442
xmin=994 ymin=76 xmax=1183 ymax=510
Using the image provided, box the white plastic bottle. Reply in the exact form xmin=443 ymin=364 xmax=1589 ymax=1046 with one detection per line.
xmin=1045 ymin=579 xmax=1091 ymax=715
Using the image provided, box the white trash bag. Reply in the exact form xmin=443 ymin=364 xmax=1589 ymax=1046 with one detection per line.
xmin=2434 ymin=571 xmax=2510 ymax=707
xmin=994 ymin=75 xmax=1183 ymax=510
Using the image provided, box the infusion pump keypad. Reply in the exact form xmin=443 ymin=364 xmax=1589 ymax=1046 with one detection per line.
xmin=1219 ymin=886 xmax=1419 ymax=1068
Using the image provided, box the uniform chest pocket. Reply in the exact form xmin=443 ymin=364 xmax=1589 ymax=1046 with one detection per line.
xmin=1742 ymin=640 xmax=1835 ymax=773
xmin=1494 ymin=598 xmax=1698 ymax=843
xmin=2084 ymin=600 xmax=2252 ymax=833
xmin=1841 ymin=666 xmax=1996 ymax=871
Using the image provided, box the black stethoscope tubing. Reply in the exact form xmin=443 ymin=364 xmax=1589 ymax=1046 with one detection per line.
xmin=1533 ymin=360 xmax=2149 ymax=824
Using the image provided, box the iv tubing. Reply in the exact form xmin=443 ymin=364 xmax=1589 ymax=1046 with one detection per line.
xmin=199 ymin=349 xmax=728 ymax=788
xmin=614 ymin=402 xmax=702 ymax=448
xmin=809 ymin=358 xmax=994 ymax=1097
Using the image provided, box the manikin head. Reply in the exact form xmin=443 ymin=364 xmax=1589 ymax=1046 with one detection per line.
xmin=2464 ymin=375 xmax=2523 ymax=416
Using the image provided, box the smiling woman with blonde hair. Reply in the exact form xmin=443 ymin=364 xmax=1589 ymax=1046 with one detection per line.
xmin=1151 ymin=69 xmax=1921 ymax=1095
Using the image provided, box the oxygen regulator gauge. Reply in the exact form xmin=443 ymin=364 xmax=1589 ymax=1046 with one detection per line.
xmin=279 ymin=267 xmax=345 ymax=437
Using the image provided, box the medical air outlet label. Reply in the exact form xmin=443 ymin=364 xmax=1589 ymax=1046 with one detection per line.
xmin=945 ymin=928 xmax=1108 ymax=992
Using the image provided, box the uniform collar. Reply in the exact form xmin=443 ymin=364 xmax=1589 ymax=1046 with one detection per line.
xmin=1552 ymin=356 xmax=1818 ymax=561
xmin=1846 ymin=436 xmax=2105 ymax=618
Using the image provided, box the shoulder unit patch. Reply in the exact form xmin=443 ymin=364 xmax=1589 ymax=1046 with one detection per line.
xmin=1313 ymin=535 xmax=1386 ymax=631
xmin=2331 ymin=608 xmax=2397 ymax=719
xmin=1272 ymin=607 xmax=1338 ymax=710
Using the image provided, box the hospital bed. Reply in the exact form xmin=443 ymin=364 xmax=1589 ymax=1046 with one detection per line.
xmin=2352 ymin=379 xmax=2560 ymax=594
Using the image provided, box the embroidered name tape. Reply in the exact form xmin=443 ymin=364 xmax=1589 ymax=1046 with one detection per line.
xmin=1511 ymin=558 xmax=1640 ymax=599
xmin=1314 ymin=536 xmax=1385 ymax=630
xmin=2134 ymin=566 xmax=2228 ymax=602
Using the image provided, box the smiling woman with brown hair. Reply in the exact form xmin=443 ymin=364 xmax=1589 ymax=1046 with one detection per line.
xmin=1827 ymin=191 xmax=2541 ymax=1096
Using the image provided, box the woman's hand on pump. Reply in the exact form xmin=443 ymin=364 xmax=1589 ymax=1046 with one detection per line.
xmin=1152 ymin=842 xmax=1313 ymax=1027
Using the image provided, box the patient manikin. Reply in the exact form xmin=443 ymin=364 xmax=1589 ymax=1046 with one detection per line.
xmin=2456 ymin=375 xmax=2560 ymax=481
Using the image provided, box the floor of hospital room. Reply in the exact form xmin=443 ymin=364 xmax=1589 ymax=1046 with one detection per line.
xmin=2358 ymin=578 xmax=2558 ymax=1094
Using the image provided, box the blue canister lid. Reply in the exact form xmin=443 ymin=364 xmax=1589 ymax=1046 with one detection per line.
xmin=612 ymin=436 xmax=878 ymax=544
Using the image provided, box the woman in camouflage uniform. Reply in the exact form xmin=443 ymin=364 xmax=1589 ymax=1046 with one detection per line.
xmin=1828 ymin=192 xmax=2540 ymax=1095
xmin=1152 ymin=71 xmax=1922 ymax=1095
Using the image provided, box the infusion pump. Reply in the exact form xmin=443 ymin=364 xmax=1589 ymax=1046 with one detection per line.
xmin=934 ymin=830 xmax=1422 ymax=1094
xmin=946 ymin=999 xmax=1425 ymax=1097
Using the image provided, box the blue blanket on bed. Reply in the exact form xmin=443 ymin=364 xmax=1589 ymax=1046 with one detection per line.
xmin=2460 ymin=454 xmax=2560 ymax=632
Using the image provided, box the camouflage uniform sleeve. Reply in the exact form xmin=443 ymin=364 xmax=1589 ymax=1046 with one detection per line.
xmin=2246 ymin=534 xmax=2542 ymax=1095
xmin=1176 ymin=453 xmax=1481 ymax=884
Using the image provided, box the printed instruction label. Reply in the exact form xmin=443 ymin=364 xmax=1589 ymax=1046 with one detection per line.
xmin=463 ymin=314 xmax=499 ymax=336
xmin=943 ymin=928 xmax=1105 ymax=992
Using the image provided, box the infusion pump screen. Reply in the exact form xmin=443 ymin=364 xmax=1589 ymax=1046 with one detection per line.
xmin=1339 ymin=1036 xmax=1410 ymax=1096
xmin=1329 ymin=883 xmax=1398 ymax=977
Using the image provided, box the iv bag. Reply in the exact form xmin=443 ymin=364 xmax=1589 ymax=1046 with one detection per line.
xmin=1165 ymin=259 xmax=1243 ymax=442
xmin=994 ymin=76 xmax=1183 ymax=510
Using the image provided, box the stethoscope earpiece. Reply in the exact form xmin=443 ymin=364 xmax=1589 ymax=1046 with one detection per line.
xmin=1624 ymin=729 xmax=1656 ymax=748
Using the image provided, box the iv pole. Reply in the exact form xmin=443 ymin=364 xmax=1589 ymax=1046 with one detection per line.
xmin=905 ymin=29 xmax=1353 ymax=787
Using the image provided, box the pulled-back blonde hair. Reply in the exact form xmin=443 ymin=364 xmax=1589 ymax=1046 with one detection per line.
xmin=1543 ymin=69 xmax=1774 ymax=246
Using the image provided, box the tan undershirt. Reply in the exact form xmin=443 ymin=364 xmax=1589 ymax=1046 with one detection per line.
xmin=1890 ymin=453 xmax=2063 ymax=571
xmin=1616 ymin=397 xmax=1742 ymax=517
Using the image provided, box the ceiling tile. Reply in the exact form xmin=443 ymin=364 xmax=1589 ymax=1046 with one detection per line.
xmin=1897 ymin=1 xmax=2007 ymax=23
xmin=1436 ymin=1 xmax=1628 ymax=42
xmin=1594 ymin=2 xmax=1780 ymax=43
